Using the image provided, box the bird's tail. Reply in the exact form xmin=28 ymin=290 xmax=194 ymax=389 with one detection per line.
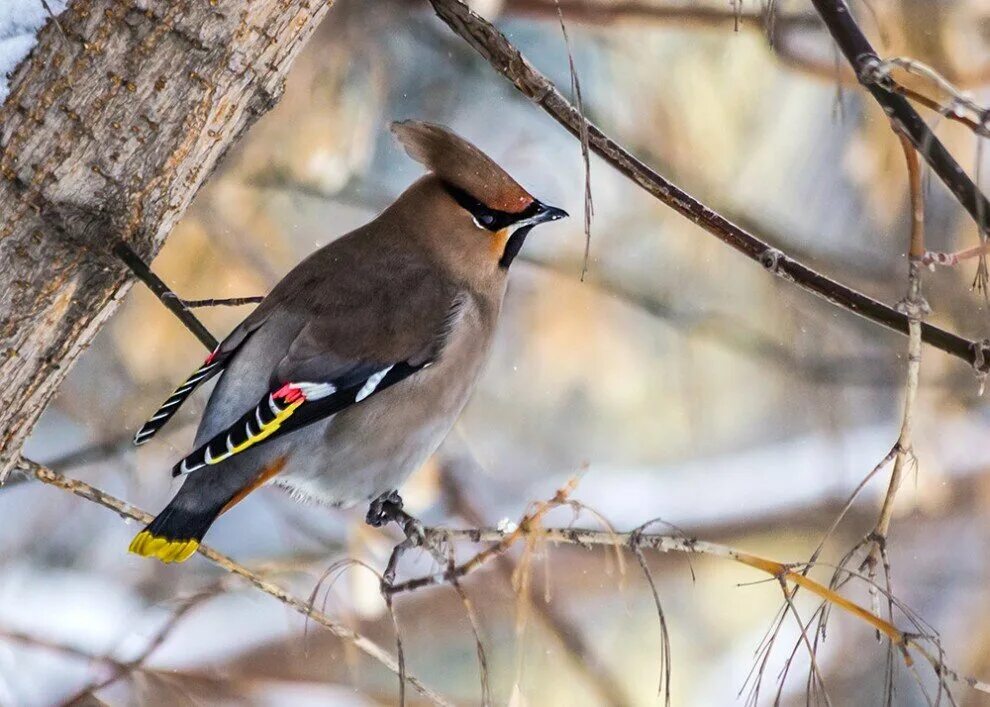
xmin=130 ymin=457 xmax=288 ymax=563
xmin=129 ymin=499 xmax=223 ymax=563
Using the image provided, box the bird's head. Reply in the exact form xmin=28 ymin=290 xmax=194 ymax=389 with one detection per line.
xmin=390 ymin=120 xmax=567 ymax=276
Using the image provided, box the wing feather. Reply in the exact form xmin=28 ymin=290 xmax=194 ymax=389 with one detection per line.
xmin=133 ymin=351 xmax=224 ymax=446
xmin=172 ymin=361 xmax=426 ymax=477
xmin=167 ymin=240 xmax=468 ymax=480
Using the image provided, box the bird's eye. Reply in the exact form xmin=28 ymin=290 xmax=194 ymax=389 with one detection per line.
xmin=472 ymin=212 xmax=496 ymax=230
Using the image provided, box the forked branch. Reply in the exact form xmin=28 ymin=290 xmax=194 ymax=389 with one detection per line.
xmin=869 ymin=133 xmax=927 ymax=555
xmin=810 ymin=0 xmax=990 ymax=237
xmin=426 ymin=0 xmax=990 ymax=374
xmin=372 ymin=479 xmax=990 ymax=698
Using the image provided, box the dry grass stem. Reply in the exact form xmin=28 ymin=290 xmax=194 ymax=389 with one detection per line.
xmin=630 ymin=539 xmax=671 ymax=705
xmin=553 ymin=0 xmax=594 ymax=279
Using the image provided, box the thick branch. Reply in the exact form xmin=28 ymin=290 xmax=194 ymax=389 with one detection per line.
xmin=426 ymin=0 xmax=990 ymax=374
xmin=0 ymin=0 xmax=331 ymax=481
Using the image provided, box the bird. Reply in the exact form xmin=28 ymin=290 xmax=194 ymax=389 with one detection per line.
xmin=128 ymin=120 xmax=568 ymax=563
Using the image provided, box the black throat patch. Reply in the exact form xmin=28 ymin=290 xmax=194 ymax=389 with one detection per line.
xmin=498 ymin=225 xmax=533 ymax=269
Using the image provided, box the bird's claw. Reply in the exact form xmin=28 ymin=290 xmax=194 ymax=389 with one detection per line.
xmin=366 ymin=490 xmax=425 ymax=544
xmin=366 ymin=489 xmax=404 ymax=528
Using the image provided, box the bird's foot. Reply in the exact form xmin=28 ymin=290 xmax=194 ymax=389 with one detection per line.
xmin=366 ymin=490 xmax=425 ymax=543
xmin=365 ymin=489 xmax=404 ymax=527
xmin=368 ymin=491 xmax=429 ymax=588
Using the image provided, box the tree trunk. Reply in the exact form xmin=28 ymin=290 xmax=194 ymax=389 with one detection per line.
xmin=0 ymin=0 xmax=332 ymax=481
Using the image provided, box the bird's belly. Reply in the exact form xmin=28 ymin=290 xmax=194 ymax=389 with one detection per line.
xmin=275 ymin=408 xmax=454 ymax=508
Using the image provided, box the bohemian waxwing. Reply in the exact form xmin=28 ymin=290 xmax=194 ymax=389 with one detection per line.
xmin=129 ymin=120 xmax=568 ymax=562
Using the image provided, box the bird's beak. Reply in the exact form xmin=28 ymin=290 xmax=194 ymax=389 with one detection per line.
xmin=498 ymin=200 xmax=567 ymax=268
xmin=517 ymin=201 xmax=569 ymax=229
xmin=534 ymin=201 xmax=569 ymax=225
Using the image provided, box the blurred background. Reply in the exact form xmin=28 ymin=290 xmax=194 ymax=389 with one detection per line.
xmin=3 ymin=0 xmax=990 ymax=704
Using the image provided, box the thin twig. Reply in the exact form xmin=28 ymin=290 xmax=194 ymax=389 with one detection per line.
xmin=61 ymin=588 xmax=220 ymax=705
xmin=810 ymin=0 xmax=990 ymax=239
xmin=630 ymin=535 xmax=671 ymax=706
xmin=767 ymin=47 xmax=990 ymax=138
xmin=923 ymin=242 xmax=990 ymax=268
xmin=0 ymin=629 xmax=129 ymax=671
xmin=39 ymin=0 xmax=68 ymax=42
xmin=795 ymin=133 xmax=931 ymax=700
xmin=440 ymin=464 xmax=633 ymax=706
xmin=502 ymin=0 xmax=821 ymax=30
xmin=776 ymin=577 xmax=832 ymax=706
xmin=379 ymin=543 xmax=411 ymax=707
xmin=864 ymin=131 xmax=928 ymax=579
xmin=393 ymin=510 xmax=891 ymax=640
xmin=873 ymin=57 xmax=990 ymax=139
xmin=774 ymin=602 xmax=827 ymax=705
xmin=809 ymin=447 xmax=898 ymax=571
xmin=19 ymin=459 xmax=453 ymax=707
xmin=170 ymin=295 xmax=265 ymax=308
xmin=445 ymin=547 xmax=492 ymax=707
xmin=975 ymin=139 xmax=987 ymax=295
xmin=748 ymin=446 xmax=896 ymax=704
xmin=371 ymin=503 xmax=990 ymax=696
xmin=41 ymin=431 xmax=136 ymax=470
xmin=385 ymin=478 xmax=579 ymax=595
xmin=741 ymin=604 xmax=786 ymax=705
xmin=426 ymin=0 xmax=990 ymax=375
xmin=113 ymin=242 xmax=218 ymax=350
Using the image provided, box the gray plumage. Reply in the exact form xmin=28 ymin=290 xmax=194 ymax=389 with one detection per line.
xmin=130 ymin=121 xmax=567 ymax=561
xmin=181 ymin=182 xmax=501 ymax=512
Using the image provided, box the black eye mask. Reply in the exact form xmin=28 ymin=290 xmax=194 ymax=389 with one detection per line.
xmin=442 ymin=182 xmax=540 ymax=233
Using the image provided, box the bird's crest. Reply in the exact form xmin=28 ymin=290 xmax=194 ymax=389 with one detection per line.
xmin=391 ymin=120 xmax=534 ymax=214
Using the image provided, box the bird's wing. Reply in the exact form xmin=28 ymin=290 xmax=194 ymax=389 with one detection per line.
xmin=172 ymin=270 xmax=465 ymax=478
xmin=171 ymin=360 xmax=429 ymax=477
xmin=132 ymin=315 xmax=271 ymax=446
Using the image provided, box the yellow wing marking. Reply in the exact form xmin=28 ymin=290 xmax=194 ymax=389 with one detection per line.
xmin=206 ymin=398 xmax=304 ymax=466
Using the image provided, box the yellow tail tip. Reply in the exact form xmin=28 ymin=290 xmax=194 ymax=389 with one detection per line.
xmin=129 ymin=530 xmax=199 ymax=563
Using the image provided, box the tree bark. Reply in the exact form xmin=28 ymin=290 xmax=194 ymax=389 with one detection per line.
xmin=0 ymin=0 xmax=332 ymax=481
